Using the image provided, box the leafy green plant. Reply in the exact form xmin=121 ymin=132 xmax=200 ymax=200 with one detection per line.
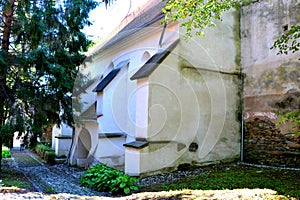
xmin=44 ymin=151 xmax=55 ymax=165
xmin=80 ymin=163 xmax=139 ymax=194
xmin=277 ymin=110 xmax=300 ymax=136
xmin=2 ymin=148 xmax=12 ymax=158
xmin=271 ymin=25 xmax=300 ymax=135
xmin=34 ymin=143 xmax=55 ymax=163
xmin=272 ymin=25 xmax=300 ymax=57
xmin=35 ymin=143 xmax=53 ymax=156
xmin=163 ymin=0 xmax=241 ymax=38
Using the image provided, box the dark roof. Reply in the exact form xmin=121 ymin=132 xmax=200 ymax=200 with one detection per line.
xmin=130 ymin=39 xmax=180 ymax=80
xmin=94 ymin=60 xmax=130 ymax=92
xmin=98 ymin=1 xmax=166 ymax=52
xmin=94 ymin=68 xmax=120 ymax=92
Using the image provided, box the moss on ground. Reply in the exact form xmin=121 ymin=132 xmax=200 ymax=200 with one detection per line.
xmin=139 ymin=163 xmax=300 ymax=198
xmin=0 ymin=168 xmax=32 ymax=190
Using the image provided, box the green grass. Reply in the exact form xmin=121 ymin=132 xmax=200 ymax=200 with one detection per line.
xmin=140 ymin=164 xmax=300 ymax=198
xmin=0 ymin=168 xmax=32 ymax=190
xmin=44 ymin=186 xmax=56 ymax=193
xmin=1 ymin=161 xmax=299 ymax=198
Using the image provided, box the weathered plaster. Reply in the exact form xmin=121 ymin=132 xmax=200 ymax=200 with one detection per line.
xmin=135 ymin=9 xmax=241 ymax=175
xmin=241 ymin=0 xmax=300 ymax=168
xmin=242 ymin=0 xmax=300 ymax=113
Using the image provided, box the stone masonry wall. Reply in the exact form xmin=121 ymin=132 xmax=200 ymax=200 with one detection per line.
xmin=244 ymin=118 xmax=300 ymax=167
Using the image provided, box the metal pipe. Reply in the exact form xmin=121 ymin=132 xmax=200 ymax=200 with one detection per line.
xmin=159 ymin=23 xmax=167 ymax=48
xmin=239 ymin=5 xmax=245 ymax=163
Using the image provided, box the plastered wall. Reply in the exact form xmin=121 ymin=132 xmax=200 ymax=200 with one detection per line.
xmin=241 ymin=0 xmax=300 ymax=167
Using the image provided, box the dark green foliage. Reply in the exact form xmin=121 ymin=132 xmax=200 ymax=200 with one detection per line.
xmin=272 ymin=25 xmax=300 ymax=57
xmin=34 ymin=143 xmax=55 ymax=164
xmin=44 ymin=150 xmax=55 ymax=165
xmin=0 ymin=0 xmax=99 ymax=156
xmin=80 ymin=163 xmax=139 ymax=194
xmin=0 ymin=168 xmax=32 ymax=189
xmin=35 ymin=143 xmax=53 ymax=156
xmin=0 ymin=123 xmax=14 ymax=147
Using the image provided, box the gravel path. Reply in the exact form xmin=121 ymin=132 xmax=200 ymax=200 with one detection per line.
xmin=2 ymin=149 xmax=207 ymax=199
xmin=3 ymin=148 xmax=109 ymax=199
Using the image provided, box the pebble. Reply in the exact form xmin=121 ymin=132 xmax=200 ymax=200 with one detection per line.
xmin=137 ymin=168 xmax=203 ymax=187
xmin=3 ymin=149 xmax=108 ymax=199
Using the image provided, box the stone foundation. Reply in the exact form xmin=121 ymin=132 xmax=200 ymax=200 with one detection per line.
xmin=244 ymin=118 xmax=300 ymax=168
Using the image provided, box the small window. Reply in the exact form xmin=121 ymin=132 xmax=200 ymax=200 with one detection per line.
xmin=282 ymin=24 xmax=288 ymax=32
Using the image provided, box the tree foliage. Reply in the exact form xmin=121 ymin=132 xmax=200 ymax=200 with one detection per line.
xmin=163 ymin=0 xmax=241 ymax=37
xmin=271 ymin=25 xmax=300 ymax=135
xmin=0 ymin=0 xmax=98 ymax=154
xmin=272 ymin=25 xmax=300 ymax=58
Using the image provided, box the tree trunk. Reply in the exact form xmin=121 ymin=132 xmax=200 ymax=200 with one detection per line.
xmin=0 ymin=0 xmax=16 ymax=171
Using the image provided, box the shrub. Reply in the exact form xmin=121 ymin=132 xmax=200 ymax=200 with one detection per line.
xmin=2 ymin=148 xmax=12 ymax=158
xmin=34 ymin=143 xmax=43 ymax=156
xmin=34 ymin=143 xmax=55 ymax=164
xmin=35 ymin=143 xmax=53 ymax=157
xmin=80 ymin=163 xmax=139 ymax=194
xmin=44 ymin=150 xmax=55 ymax=165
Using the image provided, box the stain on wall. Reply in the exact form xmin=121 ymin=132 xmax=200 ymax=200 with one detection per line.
xmin=241 ymin=0 xmax=300 ymax=168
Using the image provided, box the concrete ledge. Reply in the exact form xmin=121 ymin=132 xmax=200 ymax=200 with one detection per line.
xmin=123 ymin=141 xmax=149 ymax=149
xmin=55 ymin=135 xmax=72 ymax=139
xmin=98 ymin=133 xmax=126 ymax=139
xmin=55 ymin=158 xmax=66 ymax=164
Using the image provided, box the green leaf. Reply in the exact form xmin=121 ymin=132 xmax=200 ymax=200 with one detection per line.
xmin=124 ymin=187 xmax=130 ymax=194
xmin=120 ymin=183 xmax=126 ymax=188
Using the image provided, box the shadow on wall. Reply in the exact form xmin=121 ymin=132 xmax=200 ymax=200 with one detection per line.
xmin=74 ymin=128 xmax=92 ymax=166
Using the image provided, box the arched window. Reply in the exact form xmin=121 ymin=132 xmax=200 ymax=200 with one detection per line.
xmin=141 ymin=51 xmax=151 ymax=63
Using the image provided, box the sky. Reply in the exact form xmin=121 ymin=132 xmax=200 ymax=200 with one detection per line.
xmin=84 ymin=0 xmax=148 ymax=41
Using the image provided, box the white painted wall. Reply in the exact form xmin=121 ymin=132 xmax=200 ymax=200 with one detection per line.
xmin=71 ymin=4 xmax=240 ymax=174
xmin=135 ymin=78 xmax=149 ymax=139
xmin=95 ymin=136 xmax=126 ymax=167
xmin=74 ymin=25 xmax=166 ymax=168
xmin=69 ymin=121 xmax=99 ymax=166
xmin=52 ymin=124 xmax=73 ymax=156
xmin=54 ymin=138 xmax=72 ymax=157
xmin=96 ymin=92 xmax=103 ymax=117
xmin=128 ymin=9 xmax=241 ymax=175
